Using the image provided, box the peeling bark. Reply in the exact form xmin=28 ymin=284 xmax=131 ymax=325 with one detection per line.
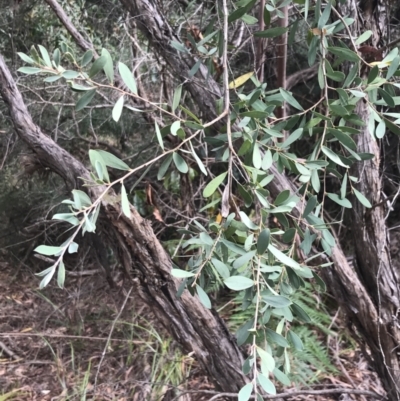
xmin=0 ymin=55 xmax=247 ymax=392
xmin=336 ymin=1 xmax=400 ymax=398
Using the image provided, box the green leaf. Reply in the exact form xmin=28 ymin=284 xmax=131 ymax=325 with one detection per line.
xmin=76 ymin=89 xmax=96 ymax=111
xmin=89 ymin=55 xmax=107 ymax=78
xmin=375 ymin=120 xmax=386 ymax=139
xmin=170 ymin=121 xmax=180 ymax=136
xmin=253 ymin=143 xmax=262 ymax=169
xmin=81 ymin=50 xmax=93 ymax=67
xmin=273 ymin=368 xmax=291 ymax=385
xmin=275 ymin=190 xmax=290 ymax=206
xmin=121 ymin=184 xmax=131 ymax=218
xmin=353 ymin=188 xmax=372 ymax=208
xmin=263 ymin=295 xmax=292 ymax=308
xmin=68 ymin=242 xmax=79 ymax=254
xmin=53 ymin=48 xmax=60 ymax=67
xmin=303 ymin=196 xmax=317 ymax=218
xmin=34 ymin=245 xmax=63 ymax=256
xmin=233 ymin=250 xmax=256 ymax=269
xmin=173 ymin=152 xmax=188 ymax=173
xmin=101 ymin=48 xmax=114 ymax=84
xmin=340 ymin=173 xmax=347 ymax=199
xmin=57 ymin=260 xmax=65 ymax=289
xmin=368 ymin=66 xmax=379 ymax=84
xmin=257 ymin=346 xmax=275 ymax=372
xmin=196 ymin=285 xmax=211 ymax=309
xmin=266 ymin=328 xmax=289 ymax=347
xmin=257 ymin=229 xmax=270 ymax=255
xmin=258 ymin=373 xmax=276 ymax=395
xmin=279 ymin=88 xmax=303 ymax=111
xmin=288 ymin=330 xmax=303 ymax=351
xmin=95 ymin=150 xmax=130 ymax=170
xmin=52 ymin=213 xmax=80 ymax=226
xmin=112 ymin=95 xmax=124 ymax=122
xmin=329 ymin=129 xmax=356 ymax=150
xmin=291 ymin=303 xmax=312 ymax=322
xmin=317 ymin=0 xmax=331 ymax=28
xmin=262 ymin=149 xmax=273 ymax=170
xmin=158 ymin=154 xmax=173 ymax=180
xmin=327 ymin=46 xmax=359 ymax=62
xmin=277 ymin=128 xmax=303 ymax=148
xmin=326 ymin=193 xmax=352 ymax=208
xmin=254 ymin=27 xmax=288 ymax=38
xmin=44 ymin=75 xmax=62 ymax=83
xmin=172 ymin=84 xmax=183 ymax=112
xmin=212 ymin=258 xmax=230 ymax=279
xmin=171 ymin=269 xmax=195 ymax=278
xmin=118 ymin=62 xmax=137 ymax=94
xmin=387 ymin=56 xmax=400 ymax=80
xmin=228 ymin=1 xmax=253 ymax=23
xmin=17 ymin=52 xmax=35 ymax=64
xmin=38 ymin=45 xmax=52 ymax=67
xmin=190 ymin=142 xmax=207 ymax=176
xmin=224 ymin=276 xmax=254 ymax=291
xmin=355 ymin=30 xmax=372 ymax=45
xmin=378 ymin=88 xmax=395 ymax=108
xmin=39 ymin=268 xmax=56 ymax=289
xmin=268 ymin=244 xmax=300 ymax=269
xmin=155 ymin=121 xmax=164 ymax=150
xmin=238 ymin=383 xmax=253 ymax=401
xmin=72 ymin=189 xmax=92 ymax=208
xmin=17 ymin=67 xmax=42 ymax=75
xmin=239 ymin=211 xmax=258 ymax=230
xmin=321 ymin=146 xmax=350 ymax=167
xmin=203 ymin=172 xmax=227 ymax=197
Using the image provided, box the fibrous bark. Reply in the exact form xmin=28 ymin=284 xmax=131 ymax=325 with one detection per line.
xmin=337 ymin=0 xmax=400 ymax=398
xmin=0 ymin=54 xmax=247 ymax=392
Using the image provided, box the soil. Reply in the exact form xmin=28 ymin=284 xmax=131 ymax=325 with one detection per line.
xmin=0 ymin=257 xmax=385 ymax=401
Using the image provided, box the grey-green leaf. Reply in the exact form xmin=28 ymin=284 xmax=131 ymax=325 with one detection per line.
xmin=224 ymin=276 xmax=254 ymax=291
xmin=203 ymin=172 xmax=227 ymax=198
xmin=196 ymin=285 xmax=211 ymax=309
xmin=257 ymin=229 xmax=270 ymax=255
xmin=238 ymin=383 xmax=253 ymax=401
xmin=280 ymin=88 xmax=303 ymax=111
xmin=121 ymin=184 xmax=131 ymax=218
xmin=118 ymin=62 xmax=137 ymax=95
xmin=326 ymin=193 xmax=352 ymax=208
xmin=101 ymin=48 xmax=114 ymax=84
xmin=112 ymin=95 xmax=124 ymax=122
xmin=76 ymin=89 xmax=96 ymax=111
xmin=171 ymin=269 xmax=195 ymax=278
xmin=173 ymin=152 xmax=189 ymax=173
xmin=89 ymin=55 xmax=107 ymax=78
xmin=95 ymin=150 xmax=130 ymax=171
xmin=38 ymin=45 xmax=52 ymax=67
xmin=172 ymin=84 xmax=183 ymax=112
xmin=353 ymin=188 xmax=372 ymax=208
xmin=258 ymin=373 xmax=276 ymax=395
xmin=34 ymin=245 xmax=63 ymax=256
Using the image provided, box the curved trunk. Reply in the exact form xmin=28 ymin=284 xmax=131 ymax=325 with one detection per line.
xmin=0 ymin=55 xmax=247 ymax=392
xmin=336 ymin=0 xmax=400 ymax=397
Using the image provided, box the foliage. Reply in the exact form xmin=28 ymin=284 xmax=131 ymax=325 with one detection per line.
xmin=14 ymin=0 xmax=400 ymax=398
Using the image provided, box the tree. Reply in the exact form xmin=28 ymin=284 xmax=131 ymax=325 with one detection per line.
xmin=1 ymin=0 xmax=400 ymax=399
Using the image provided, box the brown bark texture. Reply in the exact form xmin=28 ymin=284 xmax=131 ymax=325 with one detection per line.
xmin=0 ymin=55 xmax=247 ymax=392
xmin=1 ymin=0 xmax=400 ymax=397
xmin=337 ymin=0 xmax=400 ymax=397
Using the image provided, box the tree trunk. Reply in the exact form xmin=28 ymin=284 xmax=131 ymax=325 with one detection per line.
xmin=337 ymin=1 xmax=400 ymax=398
xmin=118 ymin=0 xmax=400 ymax=397
xmin=0 ymin=55 xmax=247 ymax=393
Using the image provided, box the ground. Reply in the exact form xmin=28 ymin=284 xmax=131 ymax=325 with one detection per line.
xmin=0 ymin=257 xmax=385 ymax=401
